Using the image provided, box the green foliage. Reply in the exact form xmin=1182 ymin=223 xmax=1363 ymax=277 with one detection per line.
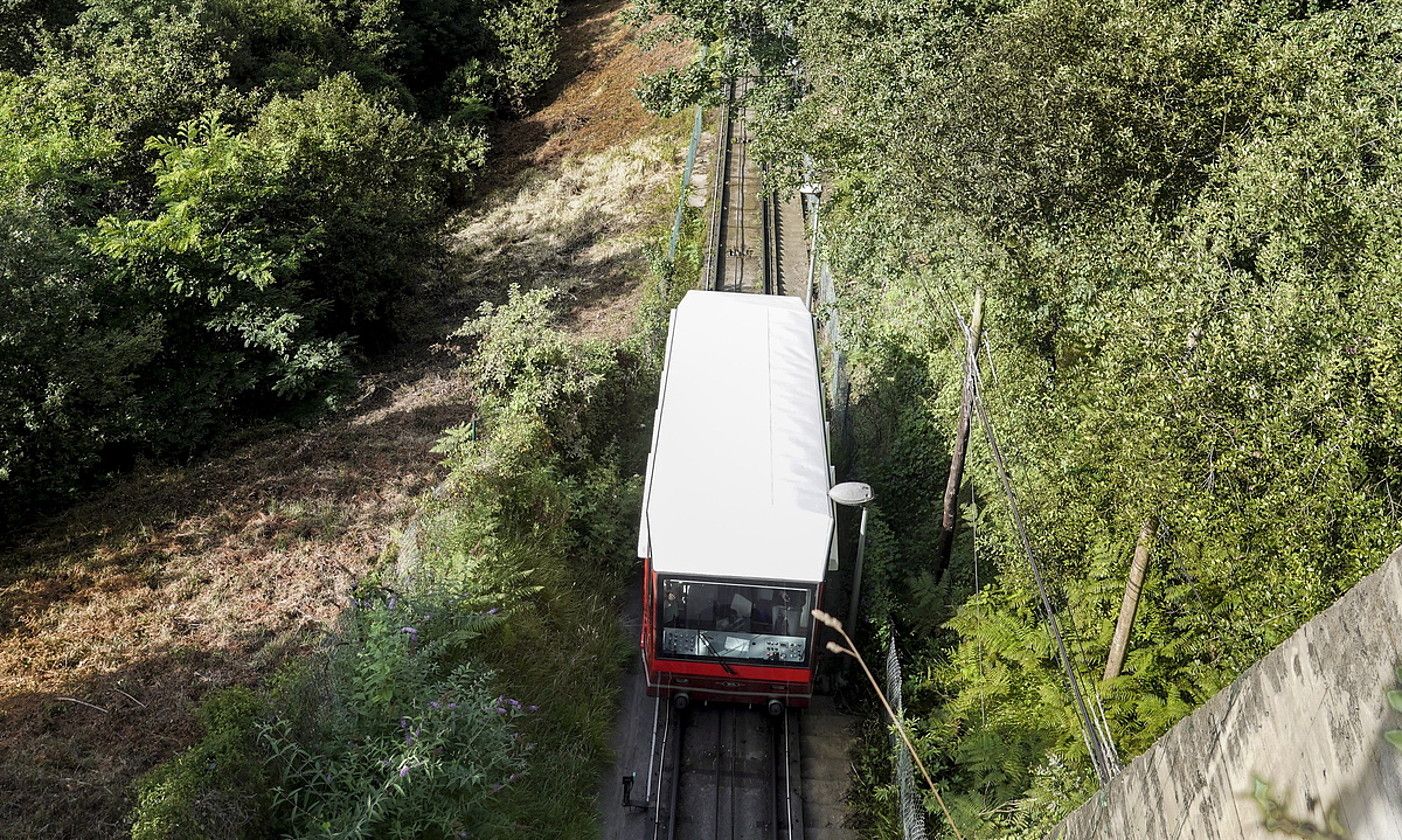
xmin=260 ymin=587 xmax=527 ymax=839
xmin=129 ymin=280 xmax=665 ymax=836
xmin=643 ymin=0 xmax=1402 ymax=834
xmin=417 ymin=287 xmax=655 ymax=834
xmin=635 ymin=204 xmax=704 ymax=362
xmin=130 ymin=687 xmax=272 ymax=840
xmin=627 ymin=0 xmax=797 ymax=116
xmin=635 ymin=59 xmax=719 ymax=117
xmin=482 ymin=0 xmax=561 ymax=112
xmin=453 ymin=284 xmax=645 ymax=471
xmin=130 ymin=587 xmax=529 ymax=840
xmin=0 ymin=0 xmax=559 ymax=525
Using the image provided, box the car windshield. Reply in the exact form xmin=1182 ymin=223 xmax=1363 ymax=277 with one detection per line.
xmin=657 ymin=578 xmax=814 ymax=665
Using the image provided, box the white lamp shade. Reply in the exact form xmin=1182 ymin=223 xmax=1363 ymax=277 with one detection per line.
xmin=827 ymin=481 xmax=874 ymax=507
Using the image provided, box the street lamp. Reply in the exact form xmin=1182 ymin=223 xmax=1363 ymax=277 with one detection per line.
xmin=828 ymin=481 xmax=874 ymax=631
xmin=799 ymin=180 xmax=822 ymax=310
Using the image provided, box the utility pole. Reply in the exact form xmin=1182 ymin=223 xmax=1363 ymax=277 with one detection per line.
xmin=936 ymin=287 xmax=984 ymax=579
xmin=1104 ymin=517 xmax=1158 ymax=682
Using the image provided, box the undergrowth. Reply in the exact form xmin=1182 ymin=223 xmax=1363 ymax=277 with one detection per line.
xmin=128 ymin=200 xmax=703 ymax=837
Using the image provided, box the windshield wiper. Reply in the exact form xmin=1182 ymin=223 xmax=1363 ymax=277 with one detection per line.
xmin=699 ymin=632 xmax=738 ymax=675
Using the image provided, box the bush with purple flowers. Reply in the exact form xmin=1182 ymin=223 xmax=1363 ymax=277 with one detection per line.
xmin=256 ymin=584 xmax=528 ymax=838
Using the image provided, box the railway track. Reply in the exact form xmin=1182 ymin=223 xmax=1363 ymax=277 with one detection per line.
xmin=703 ymin=79 xmax=785 ymax=297
xmin=618 ymin=66 xmax=821 ymax=839
xmin=636 ymin=75 xmax=807 ymax=840
xmin=645 ymin=698 xmax=805 ymax=840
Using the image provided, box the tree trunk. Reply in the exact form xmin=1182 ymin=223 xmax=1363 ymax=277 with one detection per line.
xmin=935 ymin=288 xmax=984 ymax=579
xmin=1103 ymin=517 xmax=1158 ymax=682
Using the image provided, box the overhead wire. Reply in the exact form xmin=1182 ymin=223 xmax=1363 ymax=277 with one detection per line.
xmin=909 ymin=277 xmax=1122 ymax=781
xmin=942 ymin=294 xmax=1118 ymax=764
xmin=944 ymin=295 xmax=1120 ymax=786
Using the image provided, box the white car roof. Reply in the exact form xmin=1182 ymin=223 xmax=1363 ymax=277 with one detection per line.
xmin=638 ymin=291 xmax=834 ymax=583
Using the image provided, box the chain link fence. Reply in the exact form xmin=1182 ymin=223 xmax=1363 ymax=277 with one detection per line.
xmin=886 ymin=632 xmax=930 ymax=840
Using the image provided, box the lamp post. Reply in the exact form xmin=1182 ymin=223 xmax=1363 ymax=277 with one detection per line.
xmin=799 ymin=181 xmax=822 ymax=310
xmin=828 ymin=481 xmax=874 ymax=631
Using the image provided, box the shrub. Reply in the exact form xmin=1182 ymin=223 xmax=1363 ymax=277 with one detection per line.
xmin=0 ymin=0 xmax=558 ymax=526
xmin=411 ymin=286 xmax=653 ymax=834
xmin=130 ymin=585 xmax=530 ymax=839
xmin=129 ymin=280 xmax=661 ymax=838
xmin=481 ymin=0 xmax=560 ymax=111
xmin=130 ymin=687 xmax=271 ymax=840
xmin=261 ymin=586 xmax=528 ymax=839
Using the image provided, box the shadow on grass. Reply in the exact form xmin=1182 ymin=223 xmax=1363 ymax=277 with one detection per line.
xmin=0 ymin=644 xmax=257 ymax=838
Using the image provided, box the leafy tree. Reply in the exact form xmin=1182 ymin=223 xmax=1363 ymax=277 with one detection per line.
xmin=0 ymin=0 xmax=81 ymax=71
xmin=636 ymin=0 xmax=1402 ymax=833
xmin=0 ymin=0 xmax=558 ymax=525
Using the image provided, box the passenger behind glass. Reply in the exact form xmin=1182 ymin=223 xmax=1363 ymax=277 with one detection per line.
xmin=752 ymin=596 xmax=775 ymax=632
xmin=773 ymin=589 xmax=798 ymax=636
xmin=663 ymin=586 xmax=682 ymax=626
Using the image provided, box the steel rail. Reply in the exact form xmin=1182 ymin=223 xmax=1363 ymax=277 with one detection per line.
xmin=647 ymin=69 xmax=805 ymax=840
xmin=661 ymin=705 xmax=801 ymax=840
xmin=702 ymin=80 xmax=734 ymax=292
xmin=759 ymin=188 xmax=772 ymax=295
xmin=661 ymin=706 xmax=686 ymax=840
xmin=727 ymin=79 xmax=752 ymax=293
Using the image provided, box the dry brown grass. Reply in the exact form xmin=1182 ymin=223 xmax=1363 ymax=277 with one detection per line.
xmin=0 ymin=362 xmax=463 ymax=836
xmin=488 ymin=0 xmax=692 ymax=178
xmin=451 ymin=132 xmax=684 ymax=341
xmin=0 ymin=1 xmax=691 ymax=834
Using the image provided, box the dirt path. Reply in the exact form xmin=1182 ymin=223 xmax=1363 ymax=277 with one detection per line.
xmin=0 ymin=3 xmax=687 ymax=834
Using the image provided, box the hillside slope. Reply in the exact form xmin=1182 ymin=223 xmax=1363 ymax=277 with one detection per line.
xmin=0 ymin=2 xmax=687 ymax=833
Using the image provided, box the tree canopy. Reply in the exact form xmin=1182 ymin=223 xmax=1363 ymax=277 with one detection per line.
xmin=634 ymin=0 xmax=1402 ymax=834
xmin=0 ymin=0 xmax=560 ymax=525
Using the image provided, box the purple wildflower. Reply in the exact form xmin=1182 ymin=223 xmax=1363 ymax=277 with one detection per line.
xmin=487 ymin=607 xmax=498 ymax=615
xmin=399 ymin=766 xmax=410 ymax=778
xmin=495 ymin=706 xmax=508 ymax=715
xmin=429 ymin=700 xmax=441 ymax=710
xmin=526 ymin=704 xmax=539 ymax=713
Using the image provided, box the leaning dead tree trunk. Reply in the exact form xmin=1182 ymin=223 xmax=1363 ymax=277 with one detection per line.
xmin=1103 ymin=517 xmax=1159 ymax=682
xmin=935 ymin=287 xmax=984 ymax=579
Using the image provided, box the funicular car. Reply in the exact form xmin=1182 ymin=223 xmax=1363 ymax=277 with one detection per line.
xmin=637 ymin=290 xmax=835 ymax=711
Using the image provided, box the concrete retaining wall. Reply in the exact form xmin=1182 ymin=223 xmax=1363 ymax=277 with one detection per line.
xmin=1050 ymin=546 xmax=1402 ymax=839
